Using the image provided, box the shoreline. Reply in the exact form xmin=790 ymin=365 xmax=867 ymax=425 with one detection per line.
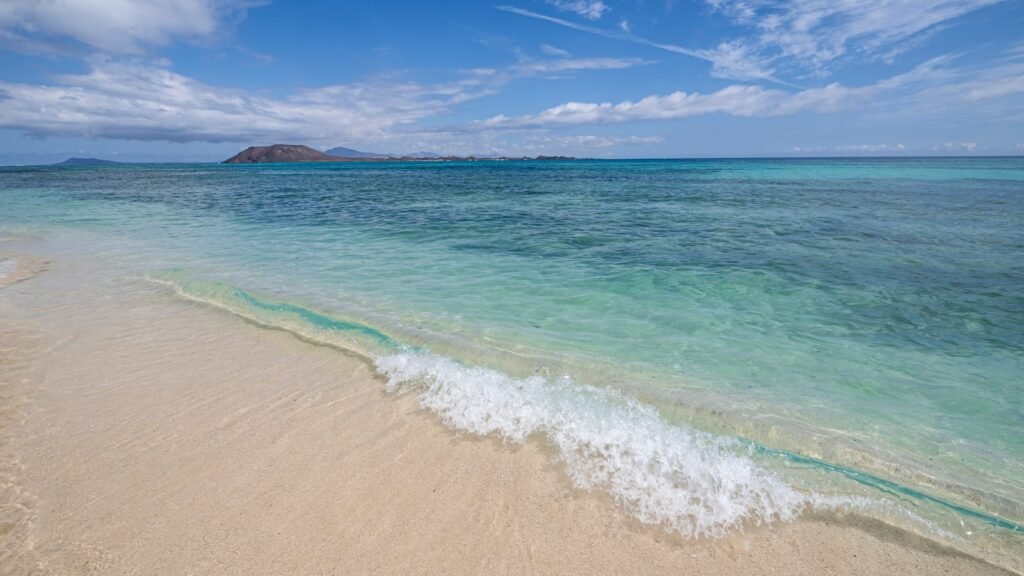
xmin=0 ymin=248 xmax=1019 ymax=574
xmin=150 ymin=268 xmax=1024 ymax=536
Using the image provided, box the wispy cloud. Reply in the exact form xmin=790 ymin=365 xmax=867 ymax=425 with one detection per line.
xmin=0 ymin=0 xmax=262 ymax=54
xmin=512 ymin=57 xmax=652 ymax=75
xmin=919 ymin=63 xmax=1024 ymax=103
xmin=706 ymin=0 xmax=1004 ymax=74
xmin=698 ymin=40 xmax=779 ymax=83
xmin=473 ymin=58 xmax=948 ymax=128
xmin=504 ymin=1 xmax=1004 ymax=85
xmin=546 ymin=0 xmax=610 ymax=20
xmin=791 ymin=143 xmax=908 ymax=154
xmin=498 ymin=5 xmax=792 ymax=85
xmin=524 ymin=134 xmax=664 ymax=148
xmin=539 ymin=43 xmax=572 ymax=57
xmin=884 ymin=49 xmax=1024 ymax=116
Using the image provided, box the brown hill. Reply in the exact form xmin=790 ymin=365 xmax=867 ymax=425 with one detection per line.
xmin=223 ymin=144 xmax=343 ymax=164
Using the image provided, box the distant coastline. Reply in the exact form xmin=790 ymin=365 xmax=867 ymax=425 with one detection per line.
xmin=19 ymin=154 xmax=1021 ymax=168
xmin=222 ymin=144 xmax=576 ymax=164
xmin=53 ymin=157 xmax=124 ymax=166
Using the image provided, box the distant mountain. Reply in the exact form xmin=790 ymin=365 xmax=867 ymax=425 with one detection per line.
xmin=326 ymin=146 xmax=449 ymax=159
xmin=224 ymin=144 xmax=343 ymax=164
xmin=324 ymin=146 xmax=389 ymax=159
xmin=55 ymin=157 xmax=122 ymax=166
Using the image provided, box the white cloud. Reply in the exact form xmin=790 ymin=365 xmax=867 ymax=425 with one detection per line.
xmin=475 ymin=54 xmax=1015 ymax=129
xmin=476 ymin=82 xmax=875 ymax=128
xmin=707 ymin=0 xmax=1004 ymax=73
xmin=791 ymin=143 xmax=907 ymax=154
xmin=0 ymin=53 xmax=652 ymax=145
xmin=546 ymin=0 xmax=609 ymax=20
xmin=539 ymin=43 xmax=572 ymax=57
xmin=513 ymin=57 xmax=651 ymax=75
xmin=619 ymin=19 xmax=632 ymax=33
xmin=696 ymin=40 xmax=778 ymax=82
xmin=837 ymin=143 xmax=907 ymax=153
xmin=0 ymin=0 xmax=260 ymax=54
xmin=526 ymin=134 xmax=664 ymax=148
xmin=504 ymin=1 xmax=1002 ymax=83
xmin=499 ymin=5 xmax=793 ymax=85
xmin=932 ymin=142 xmax=978 ymax=152
xmin=930 ymin=64 xmax=1024 ymax=102
xmin=889 ymin=52 xmax=1024 ymax=113
xmin=0 ymin=59 xmax=482 ymax=143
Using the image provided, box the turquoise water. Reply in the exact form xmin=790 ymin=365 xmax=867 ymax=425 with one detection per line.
xmin=2 ymin=158 xmax=1022 ymax=553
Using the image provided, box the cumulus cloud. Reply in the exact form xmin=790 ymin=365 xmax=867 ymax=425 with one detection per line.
xmin=0 ymin=0 xmax=260 ymax=54
xmin=0 ymin=59 xmax=482 ymax=143
xmin=0 ymin=53 xmax=652 ymax=144
xmin=476 ymin=82 xmax=875 ymax=128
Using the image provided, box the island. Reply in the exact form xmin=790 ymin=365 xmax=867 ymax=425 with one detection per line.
xmin=54 ymin=157 xmax=123 ymax=166
xmin=223 ymin=144 xmax=577 ymax=164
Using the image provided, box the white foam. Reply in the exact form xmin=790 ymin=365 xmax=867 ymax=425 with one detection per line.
xmin=375 ymin=351 xmax=865 ymax=538
xmin=0 ymin=258 xmax=16 ymax=280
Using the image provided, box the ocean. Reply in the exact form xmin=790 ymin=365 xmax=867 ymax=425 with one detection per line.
xmin=2 ymin=158 xmax=1022 ymax=558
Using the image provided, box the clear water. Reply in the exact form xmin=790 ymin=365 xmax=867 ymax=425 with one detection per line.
xmin=2 ymin=158 xmax=1022 ymax=556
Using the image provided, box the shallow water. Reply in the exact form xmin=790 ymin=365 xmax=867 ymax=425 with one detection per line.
xmin=0 ymin=257 xmax=16 ymax=279
xmin=2 ymin=158 xmax=1022 ymax=555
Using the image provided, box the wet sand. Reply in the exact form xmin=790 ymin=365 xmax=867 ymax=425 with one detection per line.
xmin=0 ymin=253 xmax=1017 ymax=575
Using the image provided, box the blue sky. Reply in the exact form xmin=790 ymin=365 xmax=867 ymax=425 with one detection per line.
xmin=0 ymin=0 xmax=1022 ymax=162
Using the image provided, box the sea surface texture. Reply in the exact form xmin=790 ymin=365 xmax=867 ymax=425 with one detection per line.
xmin=2 ymin=158 xmax=1022 ymax=560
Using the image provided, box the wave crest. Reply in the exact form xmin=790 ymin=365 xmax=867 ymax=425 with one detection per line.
xmin=376 ymin=351 xmax=860 ymax=538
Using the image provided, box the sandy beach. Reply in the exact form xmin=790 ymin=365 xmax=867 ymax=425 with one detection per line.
xmin=2 ymin=0 xmax=1022 ymax=570
xmin=0 ymin=248 xmax=1017 ymax=575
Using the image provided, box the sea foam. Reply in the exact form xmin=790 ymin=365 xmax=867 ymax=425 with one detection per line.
xmin=0 ymin=258 xmax=16 ymax=280
xmin=376 ymin=351 xmax=862 ymax=538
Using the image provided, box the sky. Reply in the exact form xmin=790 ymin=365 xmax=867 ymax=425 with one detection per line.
xmin=0 ymin=0 xmax=1022 ymax=163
